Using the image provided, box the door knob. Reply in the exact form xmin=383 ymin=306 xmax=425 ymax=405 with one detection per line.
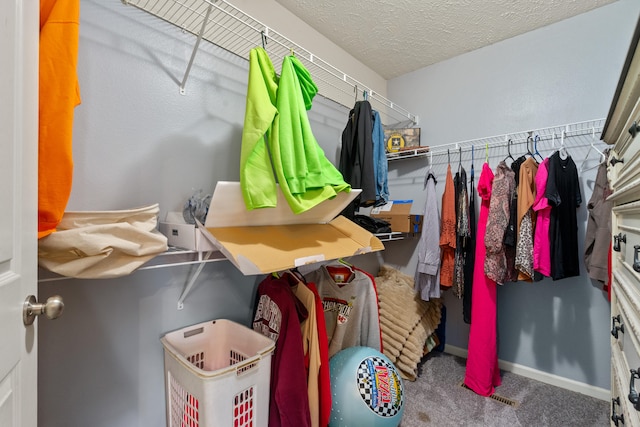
xmin=23 ymin=294 xmax=64 ymax=326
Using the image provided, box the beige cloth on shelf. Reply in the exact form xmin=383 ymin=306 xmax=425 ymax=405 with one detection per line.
xmin=375 ymin=265 xmax=442 ymax=381
xmin=38 ymin=204 xmax=168 ymax=279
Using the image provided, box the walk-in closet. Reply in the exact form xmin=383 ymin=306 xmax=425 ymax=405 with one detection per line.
xmin=4 ymin=0 xmax=640 ymax=426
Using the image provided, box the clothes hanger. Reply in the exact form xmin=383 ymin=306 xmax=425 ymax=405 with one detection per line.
xmin=261 ymin=30 xmax=267 ymax=49
xmin=470 ymin=145 xmax=475 ymax=180
xmin=325 ymin=260 xmax=355 ymax=284
xmin=424 ymin=150 xmax=437 ymax=188
xmin=579 ymin=127 xmax=606 ymax=172
xmin=525 ymin=133 xmax=536 ymax=160
xmin=447 ymin=149 xmax=451 ymax=166
xmin=559 ymin=130 xmax=568 ymax=160
xmin=503 ymin=138 xmax=515 ymax=164
xmin=485 ymin=143 xmax=489 ymax=164
xmin=457 ymin=146 xmax=462 ymax=175
xmin=533 ymin=134 xmax=544 ymax=162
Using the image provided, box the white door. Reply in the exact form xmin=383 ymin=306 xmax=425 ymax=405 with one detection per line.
xmin=0 ymin=1 xmax=39 ymax=426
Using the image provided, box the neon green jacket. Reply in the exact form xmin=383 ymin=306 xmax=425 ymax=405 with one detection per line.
xmin=240 ymin=48 xmax=350 ymax=213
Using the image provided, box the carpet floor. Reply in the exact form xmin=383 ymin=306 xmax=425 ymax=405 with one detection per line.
xmin=399 ymin=352 xmax=608 ymax=427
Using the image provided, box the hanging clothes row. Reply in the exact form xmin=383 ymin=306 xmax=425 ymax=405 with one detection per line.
xmin=251 ymin=261 xmax=383 ymax=427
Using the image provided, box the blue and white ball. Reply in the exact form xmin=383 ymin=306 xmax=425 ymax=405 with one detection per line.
xmin=329 ymin=346 xmax=404 ymax=427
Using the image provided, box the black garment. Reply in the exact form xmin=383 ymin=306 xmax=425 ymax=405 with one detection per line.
xmin=339 ymin=100 xmax=377 ymax=218
xmin=463 ymin=167 xmax=476 ymax=324
xmin=546 ymin=152 xmax=582 ymax=280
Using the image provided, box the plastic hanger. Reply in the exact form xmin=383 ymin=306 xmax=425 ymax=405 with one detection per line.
xmin=533 ymin=134 xmax=544 ymax=162
xmin=558 ymin=130 xmax=568 ymax=160
xmin=485 ymin=143 xmax=489 ymax=164
xmin=424 ymin=150 xmax=437 ymax=188
xmin=326 ymin=260 xmax=354 ymax=284
xmin=503 ymin=139 xmax=515 ymax=164
xmin=579 ymin=127 xmax=606 ymax=172
xmin=525 ymin=133 xmax=536 ymax=159
xmin=470 ymin=145 xmax=475 ymax=180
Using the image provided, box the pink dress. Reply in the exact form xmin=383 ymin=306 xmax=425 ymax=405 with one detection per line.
xmin=464 ymin=162 xmax=501 ymax=396
xmin=533 ymin=157 xmax=551 ymax=277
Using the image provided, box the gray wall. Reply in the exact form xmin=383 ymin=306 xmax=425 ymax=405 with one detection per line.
xmin=386 ymin=0 xmax=640 ymax=391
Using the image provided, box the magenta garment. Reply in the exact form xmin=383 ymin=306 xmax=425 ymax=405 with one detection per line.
xmin=464 ymin=163 xmax=501 ymax=397
xmin=532 ymin=157 xmax=551 ymax=277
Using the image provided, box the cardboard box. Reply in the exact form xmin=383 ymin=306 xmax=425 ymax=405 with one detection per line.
xmin=159 ymin=212 xmax=217 ymax=252
xmin=384 ymin=128 xmax=421 ymax=153
xmin=370 ymin=200 xmax=416 ymax=233
xmin=198 ymin=182 xmax=384 ymax=275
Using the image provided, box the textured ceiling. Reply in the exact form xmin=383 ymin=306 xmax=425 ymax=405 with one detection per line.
xmin=275 ymin=0 xmax=617 ymax=79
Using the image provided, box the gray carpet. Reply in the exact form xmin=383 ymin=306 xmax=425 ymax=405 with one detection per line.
xmin=399 ymin=352 xmax=608 ymax=427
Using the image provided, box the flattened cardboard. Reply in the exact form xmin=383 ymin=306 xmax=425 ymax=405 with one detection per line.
xmin=200 ymin=182 xmax=384 ymax=275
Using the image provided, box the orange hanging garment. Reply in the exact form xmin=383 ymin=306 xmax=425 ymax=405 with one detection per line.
xmin=38 ymin=0 xmax=81 ymax=239
xmin=439 ymin=164 xmax=456 ymax=288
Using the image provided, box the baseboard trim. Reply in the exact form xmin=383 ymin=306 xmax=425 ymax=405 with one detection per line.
xmin=443 ymin=344 xmax=610 ymax=401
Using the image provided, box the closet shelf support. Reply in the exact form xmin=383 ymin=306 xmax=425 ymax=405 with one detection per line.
xmin=177 ymin=251 xmax=212 ymax=310
xmin=179 ymin=4 xmax=213 ymax=95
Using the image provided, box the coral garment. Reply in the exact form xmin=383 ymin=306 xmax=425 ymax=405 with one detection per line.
xmin=439 ymin=164 xmax=456 ymax=288
xmin=465 ymin=163 xmax=501 ymax=397
xmin=39 ymin=0 xmax=81 ymax=238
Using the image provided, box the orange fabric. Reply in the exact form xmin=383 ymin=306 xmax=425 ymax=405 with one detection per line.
xmin=38 ymin=0 xmax=81 ymax=239
xmin=439 ymin=164 xmax=456 ymax=288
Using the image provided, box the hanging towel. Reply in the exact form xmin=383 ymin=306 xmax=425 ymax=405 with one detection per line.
xmin=38 ymin=0 xmax=82 ymax=239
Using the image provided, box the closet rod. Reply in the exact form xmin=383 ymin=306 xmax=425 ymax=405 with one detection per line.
xmin=424 ymin=118 xmax=606 ymax=158
xmin=122 ymin=0 xmax=418 ymax=126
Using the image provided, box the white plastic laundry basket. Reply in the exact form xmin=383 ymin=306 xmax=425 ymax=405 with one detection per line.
xmin=161 ymin=319 xmax=275 ymax=427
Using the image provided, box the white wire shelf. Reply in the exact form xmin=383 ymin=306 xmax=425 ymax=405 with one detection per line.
xmin=121 ymin=0 xmax=418 ymax=126
xmin=37 ymin=247 xmax=227 ymax=283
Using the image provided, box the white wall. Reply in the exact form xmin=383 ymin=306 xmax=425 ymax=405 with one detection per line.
xmin=386 ymin=0 xmax=640 ymax=391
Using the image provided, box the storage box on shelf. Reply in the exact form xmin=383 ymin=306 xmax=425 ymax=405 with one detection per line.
xmin=370 ymin=200 xmax=423 ymax=234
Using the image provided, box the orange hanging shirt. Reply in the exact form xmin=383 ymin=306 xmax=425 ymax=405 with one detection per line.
xmin=38 ymin=0 xmax=81 ymax=239
xmin=439 ymin=164 xmax=456 ymax=288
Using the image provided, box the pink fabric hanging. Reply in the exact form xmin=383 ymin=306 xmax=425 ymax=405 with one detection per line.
xmin=464 ymin=162 xmax=501 ymax=397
